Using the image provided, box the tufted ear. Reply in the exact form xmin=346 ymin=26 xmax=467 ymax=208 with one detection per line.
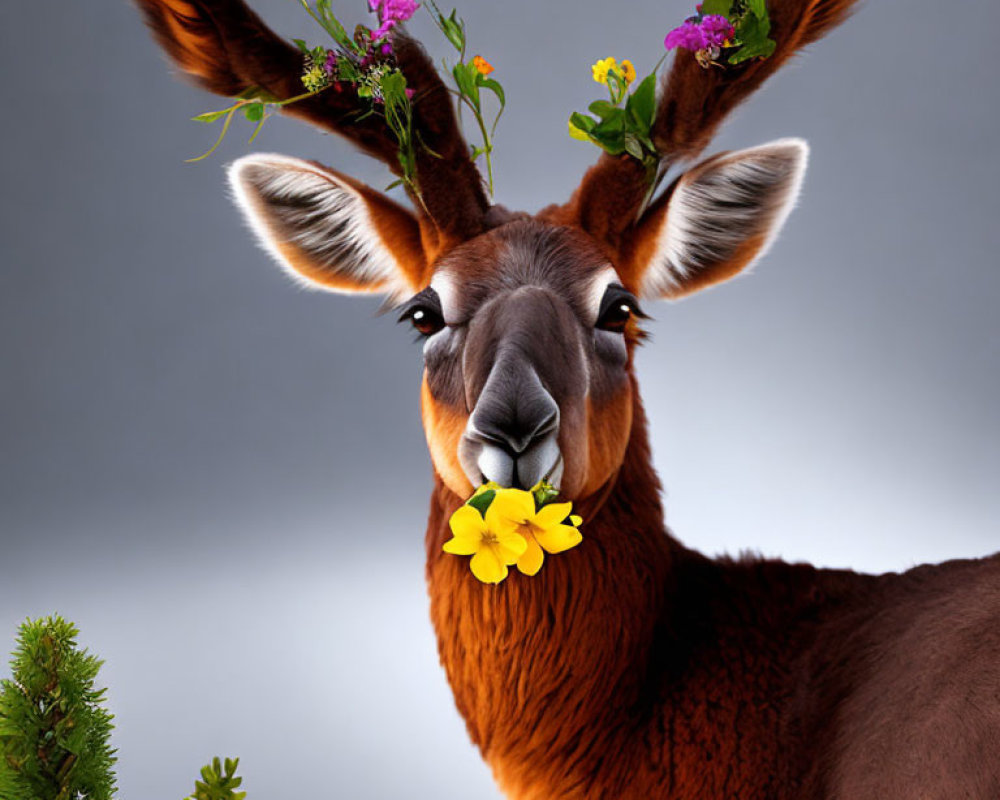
xmin=621 ymin=139 xmax=808 ymax=300
xmin=228 ymin=154 xmax=428 ymax=299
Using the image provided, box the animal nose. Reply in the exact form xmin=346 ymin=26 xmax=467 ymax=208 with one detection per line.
xmin=465 ymin=360 xmax=562 ymax=488
xmin=473 ymin=403 xmax=559 ymax=457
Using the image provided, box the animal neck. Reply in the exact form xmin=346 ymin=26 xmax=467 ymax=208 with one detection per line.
xmin=424 ymin=393 xmax=683 ymax=795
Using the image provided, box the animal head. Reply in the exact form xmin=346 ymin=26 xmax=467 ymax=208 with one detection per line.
xmin=139 ymin=0 xmax=853 ymax=501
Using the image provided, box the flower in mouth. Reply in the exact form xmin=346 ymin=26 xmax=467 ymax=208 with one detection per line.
xmin=443 ymin=482 xmax=583 ymax=582
xmin=443 ymin=503 xmax=528 ymax=584
xmin=487 ymin=489 xmax=583 ymax=577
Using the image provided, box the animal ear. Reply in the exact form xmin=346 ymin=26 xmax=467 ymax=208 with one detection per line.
xmin=228 ymin=153 xmax=428 ymax=298
xmin=622 ymin=139 xmax=808 ymax=299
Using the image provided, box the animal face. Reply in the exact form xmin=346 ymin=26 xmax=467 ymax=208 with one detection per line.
xmin=227 ymin=140 xmax=808 ymax=500
xmin=401 ymin=221 xmax=639 ymax=499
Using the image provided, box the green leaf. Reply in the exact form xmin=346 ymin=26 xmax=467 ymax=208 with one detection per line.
xmin=467 ymin=490 xmax=496 ymax=516
xmin=747 ymin=0 xmax=768 ymax=19
xmin=532 ymin=481 xmax=560 ymax=507
xmin=569 ymin=112 xmax=596 ymax=134
xmin=591 ymin=132 xmax=625 ymax=156
xmin=728 ymin=36 xmax=776 ymax=63
xmin=192 ymin=109 xmax=230 ymax=124
xmin=452 ymin=62 xmax=480 ymax=108
xmin=337 ymin=58 xmax=359 ymax=83
xmin=292 ymin=38 xmax=311 ymax=55
xmin=735 ymin=8 xmax=772 ymax=41
xmin=592 ymin=106 xmax=625 ymax=136
xmin=381 ymin=70 xmax=408 ymax=105
xmin=625 ymin=73 xmax=657 ymax=130
xmin=242 ymin=102 xmax=264 ymax=122
xmin=443 ymin=10 xmax=465 ymax=51
xmin=478 ymin=77 xmax=505 ymax=109
xmin=700 ymin=0 xmax=732 ymax=17
xmin=588 ymin=100 xmax=617 ymax=119
xmin=624 ymin=133 xmax=645 ymax=161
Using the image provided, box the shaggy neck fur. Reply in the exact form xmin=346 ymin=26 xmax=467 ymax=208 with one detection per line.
xmin=424 ymin=379 xmax=883 ymax=799
xmin=425 ymin=387 xmax=672 ymax=796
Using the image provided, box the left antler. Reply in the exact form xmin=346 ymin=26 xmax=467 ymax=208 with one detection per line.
xmin=136 ymin=0 xmax=489 ymax=250
xmin=560 ymin=0 xmax=861 ymax=253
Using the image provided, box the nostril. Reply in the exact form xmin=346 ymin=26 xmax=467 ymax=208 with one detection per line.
xmin=474 ymin=426 xmax=520 ymax=458
xmin=469 ymin=364 xmax=561 ymax=461
xmin=473 ymin=408 xmax=558 ymax=457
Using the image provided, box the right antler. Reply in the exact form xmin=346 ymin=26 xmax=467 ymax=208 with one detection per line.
xmin=137 ymin=0 xmax=489 ymax=252
xmin=559 ymin=0 xmax=861 ymax=255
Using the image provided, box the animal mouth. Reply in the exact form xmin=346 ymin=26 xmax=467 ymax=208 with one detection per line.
xmin=459 ymin=435 xmax=564 ymax=491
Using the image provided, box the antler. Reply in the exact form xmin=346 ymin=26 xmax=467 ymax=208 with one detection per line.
xmin=136 ymin=0 xmax=489 ymax=250
xmin=561 ymin=0 xmax=861 ymax=252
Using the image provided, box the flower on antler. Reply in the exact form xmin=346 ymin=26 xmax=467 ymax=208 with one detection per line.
xmin=663 ymin=15 xmax=734 ymax=53
xmin=664 ymin=1 xmax=777 ymax=68
xmin=568 ymin=0 xmax=777 ymax=177
xmin=370 ymin=0 xmax=421 ymax=43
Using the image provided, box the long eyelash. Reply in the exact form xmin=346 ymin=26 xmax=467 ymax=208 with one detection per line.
xmin=395 ymin=287 xmax=441 ymax=323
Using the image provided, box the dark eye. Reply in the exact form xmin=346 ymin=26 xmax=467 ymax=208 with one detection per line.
xmin=596 ymin=285 xmax=644 ymax=333
xmin=403 ymin=306 xmax=445 ymax=336
xmin=597 ymin=301 xmax=635 ymax=333
xmin=398 ymin=288 xmax=446 ymax=337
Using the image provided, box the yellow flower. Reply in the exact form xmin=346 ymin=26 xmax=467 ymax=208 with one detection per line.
xmin=620 ymin=59 xmax=636 ymax=84
xmin=591 ymin=57 xmax=618 ymax=85
xmin=486 ymin=488 xmax=583 ymax=577
xmin=443 ymin=504 xmax=527 ymax=584
xmin=473 ymin=55 xmax=495 ymax=76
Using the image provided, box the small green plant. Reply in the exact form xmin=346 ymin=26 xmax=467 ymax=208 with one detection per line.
xmin=185 ymin=756 xmax=247 ymax=800
xmin=0 ymin=616 xmax=247 ymax=800
xmin=0 ymin=615 xmax=117 ymax=800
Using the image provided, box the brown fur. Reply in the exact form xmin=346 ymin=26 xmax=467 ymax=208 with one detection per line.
xmin=426 ymin=386 xmax=1000 ymax=798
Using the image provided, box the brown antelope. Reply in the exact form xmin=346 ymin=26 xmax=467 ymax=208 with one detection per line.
xmin=137 ymin=0 xmax=1000 ymax=796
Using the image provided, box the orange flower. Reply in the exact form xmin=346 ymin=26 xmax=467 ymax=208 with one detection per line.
xmin=473 ymin=55 xmax=495 ymax=76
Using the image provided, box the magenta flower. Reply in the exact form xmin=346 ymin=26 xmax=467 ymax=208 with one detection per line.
xmin=324 ymin=50 xmax=338 ymax=76
xmin=700 ymin=14 xmax=735 ymax=44
xmin=369 ymin=0 xmax=420 ymax=42
xmin=664 ymin=14 xmax=734 ymax=52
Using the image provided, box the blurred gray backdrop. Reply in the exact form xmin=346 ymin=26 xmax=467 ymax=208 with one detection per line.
xmin=1 ymin=0 xmax=997 ymax=797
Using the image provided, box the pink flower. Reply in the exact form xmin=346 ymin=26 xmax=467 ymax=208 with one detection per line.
xmin=369 ymin=0 xmax=420 ymax=41
xmin=664 ymin=14 xmax=734 ymax=52
xmin=664 ymin=19 xmax=708 ymax=51
xmin=324 ymin=50 xmax=338 ymax=75
xmin=700 ymin=14 xmax=735 ymax=44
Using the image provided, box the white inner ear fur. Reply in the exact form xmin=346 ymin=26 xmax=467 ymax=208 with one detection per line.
xmin=228 ymin=153 xmax=410 ymax=299
xmin=642 ymin=138 xmax=809 ymax=298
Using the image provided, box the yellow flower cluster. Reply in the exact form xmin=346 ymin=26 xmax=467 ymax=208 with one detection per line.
xmin=591 ymin=57 xmax=636 ymax=86
xmin=444 ymin=484 xmax=584 ymax=584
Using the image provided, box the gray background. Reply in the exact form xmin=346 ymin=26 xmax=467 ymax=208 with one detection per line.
xmin=1 ymin=0 xmax=997 ymax=797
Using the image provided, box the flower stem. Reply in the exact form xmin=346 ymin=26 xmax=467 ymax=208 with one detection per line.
xmin=462 ymin=94 xmax=494 ymax=198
